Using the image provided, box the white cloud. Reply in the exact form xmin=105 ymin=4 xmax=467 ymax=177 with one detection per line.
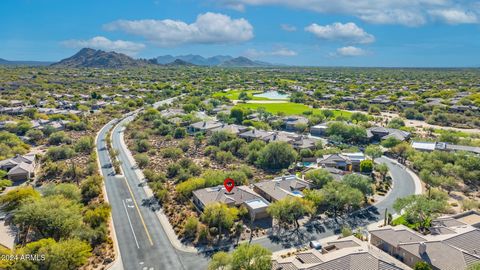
xmin=244 ymin=48 xmax=298 ymax=58
xmin=305 ymin=22 xmax=375 ymax=44
xmin=280 ymin=24 xmax=297 ymax=32
xmin=334 ymin=46 xmax=368 ymax=57
xmin=62 ymin=36 xmax=145 ymax=55
xmin=104 ymin=12 xmax=254 ymax=46
xmin=429 ymin=9 xmax=478 ymax=24
xmin=219 ymin=0 xmax=480 ymax=26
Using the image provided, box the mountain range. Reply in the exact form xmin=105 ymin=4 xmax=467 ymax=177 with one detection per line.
xmin=0 ymin=58 xmax=52 ymax=66
xmin=156 ymin=54 xmax=272 ymax=67
xmin=2 ymin=48 xmax=275 ymax=68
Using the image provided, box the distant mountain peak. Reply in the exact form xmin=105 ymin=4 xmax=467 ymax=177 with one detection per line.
xmin=155 ymin=54 xmax=272 ymax=67
xmin=165 ymin=59 xmax=195 ymax=66
xmin=51 ymin=48 xmax=153 ymax=69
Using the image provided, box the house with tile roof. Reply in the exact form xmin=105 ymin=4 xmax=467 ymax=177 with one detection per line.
xmin=192 ymin=185 xmax=269 ymax=220
xmin=253 ymin=175 xmax=311 ymax=202
xmin=272 ymin=235 xmax=410 ymax=270
xmin=0 ymin=154 xmax=36 ymax=181
xmin=188 ymin=120 xmax=223 ymax=133
xmin=367 ymin=127 xmax=411 ymax=142
xmin=369 ymin=212 xmax=480 ymax=270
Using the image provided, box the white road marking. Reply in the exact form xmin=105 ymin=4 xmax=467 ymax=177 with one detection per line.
xmin=123 ymin=199 xmax=140 ymax=249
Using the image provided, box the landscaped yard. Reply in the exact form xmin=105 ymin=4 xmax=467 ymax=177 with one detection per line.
xmin=235 ymin=102 xmax=353 ymax=117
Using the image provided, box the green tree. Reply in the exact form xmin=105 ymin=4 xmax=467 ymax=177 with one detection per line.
xmin=365 ymin=145 xmax=383 ymax=160
xmin=381 ymin=137 xmax=401 ymax=148
xmin=173 ymin=127 xmax=187 ymax=138
xmin=393 ymin=194 xmax=447 ymax=231
xmin=305 ymin=168 xmax=333 ymax=189
xmin=200 ymin=203 xmax=238 ymax=235
xmin=360 ymin=159 xmax=374 ymax=173
xmin=343 ymin=174 xmax=373 ymax=202
xmin=321 ymin=181 xmax=363 ymax=218
xmin=231 ymin=243 xmax=272 ymax=270
xmin=388 ymin=117 xmax=405 ymax=129
xmin=267 ymin=197 xmax=315 ymax=230
xmin=80 ymin=175 xmax=102 ymax=203
xmin=43 ymin=183 xmax=81 ymax=202
xmin=14 ymin=195 xmax=83 ymax=241
xmin=256 ymin=142 xmax=297 ymax=171
xmin=230 ymin=107 xmax=246 ymax=124
xmin=208 ymin=131 xmax=234 ymax=146
xmin=468 ymin=263 xmax=480 ymax=270
xmin=14 ymin=238 xmax=91 ymax=270
xmin=208 ymin=251 xmax=232 ymax=270
xmin=238 ymin=91 xmax=251 ymax=101
xmin=414 ymin=261 xmax=432 ymax=270
xmin=0 ymin=186 xmax=40 ymax=212
xmin=375 ymin=163 xmax=389 ymax=181
xmin=350 ymin=112 xmax=368 ymax=123
xmin=83 ymin=203 xmax=111 ymax=228
xmin=25 ymin=129 xmax=44 ymax=144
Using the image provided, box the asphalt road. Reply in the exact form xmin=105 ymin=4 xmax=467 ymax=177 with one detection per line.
xmin=96 ymin=98 xmax=209 ymax=270
xmin=96 ymin=97 xmax=417 ymax=270
xmin=249 ymin=156 xmax=416 ymax=251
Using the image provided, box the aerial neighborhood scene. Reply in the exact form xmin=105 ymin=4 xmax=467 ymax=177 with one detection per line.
xmin=1 ymin=1 xmax=480 ymax=270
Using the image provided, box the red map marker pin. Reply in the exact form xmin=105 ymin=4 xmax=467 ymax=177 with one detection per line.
xmin=224 ymin=178 xmax=235 ymax=193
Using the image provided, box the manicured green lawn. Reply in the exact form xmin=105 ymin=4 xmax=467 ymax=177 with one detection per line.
xmin=213 ymin=90 xmax=269 ymax=100
xmin=235 ymin=102 xmax=352 ymax=117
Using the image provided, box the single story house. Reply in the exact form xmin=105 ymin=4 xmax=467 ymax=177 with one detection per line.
xmin=369 ymin=214 xmax=480 ymax=270
xmin=192 ymin=185 xmax=269 ymax=220
xmin=239 ymin=129 xmax=274 ymax=142
xmin=210 ymin=124 xmax=249 ymax=135
xmin=0 ymin=154 xmax=36 ymax=181
xmin=188 ymin=120 xmax=223 ymax=133
xmin=367 ymin=127 xmax=411 ymax=142
xmin=282 ymin=116 xmax=309 ymax=132
xmin=318 ymin=153 xmax=353 ymax=171
xmin=412 ymin=141 xmax=480 ymax=155
xmin=253 ymin=175 xmax=311 ymax=202
xmin=273 ymin=235 xmax=410 ymax=270
xmin=310 ymin=122 xmax=328 ymax=137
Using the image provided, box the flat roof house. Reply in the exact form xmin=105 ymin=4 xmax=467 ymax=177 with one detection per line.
xmin=0 ymin=154 xmax=36 ymax=182
xmin=253 ymin=175 xmax=311 ymax=202
xmin=411 ymin=141 xmax=480 ymax=155
xmin=192 ymin=185 xmax=269 ymax=220
xmin=272 ymin=235 xmax=410 ymax=270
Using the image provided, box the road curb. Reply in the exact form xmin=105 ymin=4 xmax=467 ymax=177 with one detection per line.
xmin=95 ymin=119 xmax=124 ymax=270
xmin=382 ymin=156 xmax=423 ymax=195
xmin=117 ymin=118 xmax=198 ymax=253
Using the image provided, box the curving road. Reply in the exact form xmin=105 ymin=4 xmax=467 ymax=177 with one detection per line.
xmin=96 ymin=98 xmax=418 ymax=270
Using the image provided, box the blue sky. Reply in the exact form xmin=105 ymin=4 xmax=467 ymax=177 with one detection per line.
xmin=1 ymin=0 xmax=480 ymax=67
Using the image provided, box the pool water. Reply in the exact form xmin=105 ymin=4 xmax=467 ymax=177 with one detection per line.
xmin=253 ymin=90 xmax=290 ymax=100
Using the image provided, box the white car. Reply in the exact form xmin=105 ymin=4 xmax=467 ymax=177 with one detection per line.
xmin=309 ymin=240 xmax=322 ymax=250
